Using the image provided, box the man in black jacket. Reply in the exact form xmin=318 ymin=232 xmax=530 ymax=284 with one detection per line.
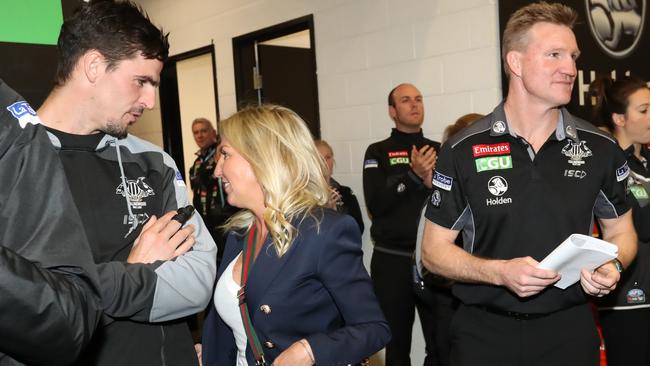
xmin=363 ymin=83 xmax=440 ymax=366
xmin=0 ymin=79 xmax=101 ymax=365
xmin=36 ymin=2 xmax=216 ymax=365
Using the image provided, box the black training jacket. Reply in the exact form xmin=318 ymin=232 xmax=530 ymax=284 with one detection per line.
xmin=363 ymin=128 xmax=439 ymax=253
xmin=0 ymin=79 xmax=101 ymax=365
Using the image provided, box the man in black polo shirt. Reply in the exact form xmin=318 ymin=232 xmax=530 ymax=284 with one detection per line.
xmin=421 ymin=3 xmax=637 ymax=366
xmin=363 ymin=83 xmax=439 ymax=365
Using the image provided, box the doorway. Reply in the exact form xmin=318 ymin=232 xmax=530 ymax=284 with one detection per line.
xmin=159 ymin=45 xmax=219 ymax=186
xmin=232 ymin=15 xmax=320 ymax=138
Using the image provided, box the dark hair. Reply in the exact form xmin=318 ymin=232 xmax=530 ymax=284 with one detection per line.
xmin=502 ymin=2 xmax=577 ymax=77
xmin=387 ymin=85 xmax=399 ymax=107
xmin=55 ymin=0 xmax=169 ymax=86
xmin=590 ymin=75 xmax=648 ymax=131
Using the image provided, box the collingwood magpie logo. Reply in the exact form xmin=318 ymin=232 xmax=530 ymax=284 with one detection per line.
xmin=116 ymin=177 xmax=155 ymax=209
xmin=562 ymin=140 xmax=592 ymax=166
xmin=586 ymin=0 xmax=646 ymax=58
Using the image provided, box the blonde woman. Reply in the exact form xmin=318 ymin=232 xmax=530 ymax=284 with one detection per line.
xmin=202 ymin=105 xmax=390 ymax=366
xmin=314 ymin=139 xmax=365 ymax=233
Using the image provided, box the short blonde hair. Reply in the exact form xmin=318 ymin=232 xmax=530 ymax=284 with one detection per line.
xmin=192 ymin=117 xmax=214 ymax=130
xmin=502 ymin=2 xmax=577 ymax=77
xmin=219 ymin=105 xmax=329 ymax=256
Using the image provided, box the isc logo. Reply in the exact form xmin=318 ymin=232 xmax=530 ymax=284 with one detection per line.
xmin=564 ymin=169 xmax=587 ymax=179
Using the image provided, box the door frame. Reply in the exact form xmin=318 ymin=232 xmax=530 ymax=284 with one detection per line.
xmin=159 ymin=44 xmax=218 ymax=180
xmin=232 ymin=15 xmax=319 ymax=135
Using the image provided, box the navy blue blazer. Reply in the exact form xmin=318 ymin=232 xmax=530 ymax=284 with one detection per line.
xmin=202 ymin=208 xmax=390 ymax=365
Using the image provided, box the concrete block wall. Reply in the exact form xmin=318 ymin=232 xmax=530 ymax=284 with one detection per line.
xmin=134 ymin=0 xmax=502 ymax=363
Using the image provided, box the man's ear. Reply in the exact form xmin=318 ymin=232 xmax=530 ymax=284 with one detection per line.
xmin=506 ymin=50 xmax=522 ymax=78
xmin=82 ymin=50 xmax=105 ymax=83
xmin=389 ymin=105 xmax=397 ymax=121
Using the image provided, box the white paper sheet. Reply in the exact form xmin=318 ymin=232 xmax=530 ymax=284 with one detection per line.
xmin=537 ymin=234 xmax=618 ymax=289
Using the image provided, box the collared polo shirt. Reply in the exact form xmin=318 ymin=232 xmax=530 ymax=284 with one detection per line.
xmin=599 ymin=144 xmax=650 ymax=309
xmin=425 ymin=103 xmax=631 ymax=314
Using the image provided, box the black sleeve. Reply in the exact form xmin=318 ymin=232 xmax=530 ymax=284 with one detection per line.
xmin=425 ymin=142 xmax=467 ymax=230
xmin=632 ymin=200 xmax=650 ymax=242
xmin=594 ymin=144 xmax=631 ymax=218
xmin=0 ymin=79 xmax=101 ymax=364
xmin=340 ymin=186 xmax=365 ymax=234
xmin=0 ymin=247 xmax=100 ymax=366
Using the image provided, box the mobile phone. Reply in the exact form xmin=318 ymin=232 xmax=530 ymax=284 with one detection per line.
xmin=171 ymin=205 xmax=195 ymax=225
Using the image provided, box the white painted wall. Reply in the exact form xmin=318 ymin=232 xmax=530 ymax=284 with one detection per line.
xmin=176 ymin=52 xmax=218 ymax=199
xmin=128 ymin=89 xmax=163 ymax=147
xmin=132 ymin=0 xmax=502 ymax=364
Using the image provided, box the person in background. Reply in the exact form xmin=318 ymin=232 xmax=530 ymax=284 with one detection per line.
xmin=363 ymin=83 xmax=439 ymax=366
xmin=590 ymin=75 xmax=650 ymax=366
xmin=202 ymin=105 xmax=390 ymax=366
xmin=414 ymin=112 xmax=485 ymax=366
xmin=37 ymin=1 xmax=216 ymax=365
xmin=314 ymin=139 xmax=364 ymax=233
xmin=421 ymin=3 xmax=637 ymax=365
xmin=441 ymin=113 xmax=485 ymax=144
xmin=190 ymin=117 xmax=237 ymax=267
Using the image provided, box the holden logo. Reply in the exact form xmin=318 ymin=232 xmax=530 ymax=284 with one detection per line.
xmin=487 ymin=176 xmax=508 ymax=196
xmin=586 ymin=0 xmax=646 ymax=58
xmin=492 ymin=120 xmax=506 ymax=134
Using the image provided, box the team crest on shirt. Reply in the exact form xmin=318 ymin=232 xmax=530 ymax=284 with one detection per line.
xmin=431 ymin=190 xmax=442 ymax=207
xmin=116 ymin=177 xmax=155 ymax=209
xmin=561 ymin=140 xmax=592 ymax=166
xmin=6 ymin=101 xmax=39 ymax=128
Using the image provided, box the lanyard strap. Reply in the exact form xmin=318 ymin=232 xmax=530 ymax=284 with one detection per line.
xmin=238 ymin=224 xmax=266 ymax=365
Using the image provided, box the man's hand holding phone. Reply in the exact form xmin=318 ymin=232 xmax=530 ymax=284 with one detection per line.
xmin=128 ymin=206 xmax=196 ymax=263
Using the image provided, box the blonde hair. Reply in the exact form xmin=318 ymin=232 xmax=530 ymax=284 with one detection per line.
xmin=220 ymin=105 xmax=329 ymax=256
xmin=502 ymin=2 xmax=577 ymax=77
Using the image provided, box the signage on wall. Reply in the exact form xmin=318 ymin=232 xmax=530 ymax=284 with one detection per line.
xmin=498 ymin=0 xmax=649 ymax=123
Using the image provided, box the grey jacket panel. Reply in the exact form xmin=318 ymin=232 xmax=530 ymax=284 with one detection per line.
xmin=112 ymin=135 xmax=217 ymax=322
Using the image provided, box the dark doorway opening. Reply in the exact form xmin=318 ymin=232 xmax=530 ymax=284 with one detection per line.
xmin=159 ymin=45 xmax=218 ymax=180
xmin=233 ymin=15 xmax=320 ymax=139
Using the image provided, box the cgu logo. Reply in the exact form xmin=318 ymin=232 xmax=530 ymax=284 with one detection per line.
xmin=475 ymin=156 xmax=513 ymax=172
xmin=389 ymin=157 xmax=410 ymax=165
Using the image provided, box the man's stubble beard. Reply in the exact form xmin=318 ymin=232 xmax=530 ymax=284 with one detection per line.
xmin=104 ymin=121 xmax=128 ymax=139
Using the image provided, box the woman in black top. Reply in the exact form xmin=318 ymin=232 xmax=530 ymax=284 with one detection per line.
xmin=591 ymin=75 xmax=650 ymax=366
xmin=315 ymin=139 xmax=365 ymax=234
